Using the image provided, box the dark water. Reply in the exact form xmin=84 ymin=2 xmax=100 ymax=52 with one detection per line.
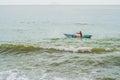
xmin=0 ymin=5 xmax=120 ymax=80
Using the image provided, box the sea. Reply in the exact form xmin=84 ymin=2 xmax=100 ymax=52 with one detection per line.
xmin=0 ymin=5 xmax=120 ymax=80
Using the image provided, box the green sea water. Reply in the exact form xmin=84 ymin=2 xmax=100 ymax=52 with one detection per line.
xmin=0 ymin=5 xmax=120 ymax=80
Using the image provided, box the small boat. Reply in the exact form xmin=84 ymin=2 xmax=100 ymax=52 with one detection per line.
xmin=64 ymin=33 xmax=92 ymax=39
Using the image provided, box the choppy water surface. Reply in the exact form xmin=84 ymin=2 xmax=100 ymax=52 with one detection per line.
xmin=0 ymin=5 xmax=120 ymax=80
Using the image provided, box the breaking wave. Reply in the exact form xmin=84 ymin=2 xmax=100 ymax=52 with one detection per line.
xmin=0 ymin=43 xmax=117 ymax=54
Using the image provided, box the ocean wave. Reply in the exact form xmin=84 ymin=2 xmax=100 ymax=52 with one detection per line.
xmin=0 ymin=44 xmax=40 ymax=52
xmin=0 ymin=69 xmax=30 ymax=80
xmin=0 ymin=43 xmax=117 ymax=54
xmin=42 ymin=45 xmax=116 ymax=53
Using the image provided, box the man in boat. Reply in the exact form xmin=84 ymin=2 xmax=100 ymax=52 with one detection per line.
xmin=76 ymin=31 xmax=83 ymax=38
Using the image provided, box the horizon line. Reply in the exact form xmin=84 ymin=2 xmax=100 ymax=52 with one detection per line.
xmin=0 ymin=3 xmax=120 ymax=5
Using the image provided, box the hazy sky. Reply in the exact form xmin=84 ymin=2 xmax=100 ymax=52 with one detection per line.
xmin=0 ymin=0 xmax=120 ymax=5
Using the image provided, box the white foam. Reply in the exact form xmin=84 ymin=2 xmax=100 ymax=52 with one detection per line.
xmin=0 ymin=69 xmax=30 ymax=80
xmin=53 ymin=77 xmax=93 ymax=80
xmin=39 ymin=73 xmax=47 ymax=80
xmin=54 ymin=77 xmax=66 ymax=80
xmin=42 ymin=45 xmax=93 ymax=53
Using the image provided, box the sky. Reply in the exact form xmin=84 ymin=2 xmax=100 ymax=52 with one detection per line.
xmin=0 ymin=0 xmax=120 ymax=5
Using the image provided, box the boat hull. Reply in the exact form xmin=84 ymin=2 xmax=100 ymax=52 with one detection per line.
xmin=64 ymin=34 xmax=92 ymax=39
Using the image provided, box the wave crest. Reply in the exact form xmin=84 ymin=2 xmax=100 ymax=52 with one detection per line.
xmin=0 ymin=44 xmax=117 ymax=54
